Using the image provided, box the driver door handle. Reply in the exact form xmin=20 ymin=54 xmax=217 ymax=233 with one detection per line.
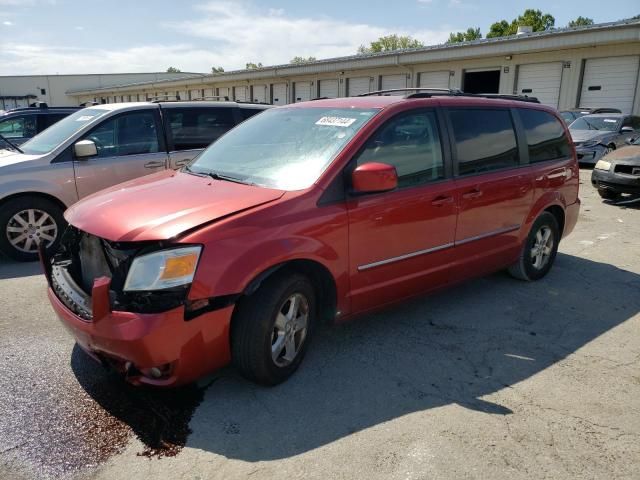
xmin=175 ymin=158 xmax=191 ymax=167
xmin=144 ymin=161 xmax=165 ymax=168
xmin=461 ymin=188 xmax=482 ymax=200
xmin=431 ymin=195 xmax=454 ymax=206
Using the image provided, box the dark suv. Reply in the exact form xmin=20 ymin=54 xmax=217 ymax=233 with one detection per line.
xmin=0 ymin=104 xmax=81 ymax=147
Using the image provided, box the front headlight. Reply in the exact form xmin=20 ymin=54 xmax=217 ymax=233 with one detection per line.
xmin=123 ymin=246 xmax=202 ymax=292
xmin=594 ymin=160 xmax=612 ymax=171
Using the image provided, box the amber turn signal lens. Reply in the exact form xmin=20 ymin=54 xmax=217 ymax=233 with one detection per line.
xmin=160 ymin=253 xmax=199 ymax=280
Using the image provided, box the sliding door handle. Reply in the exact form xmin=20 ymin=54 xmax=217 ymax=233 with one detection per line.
xmin=461 ymin=189 xmax=482 ymax=200
xmin=431 ymin=195 xmax=455 ymax=206
xmin=144 ymin=161 xmax=165 ymax=168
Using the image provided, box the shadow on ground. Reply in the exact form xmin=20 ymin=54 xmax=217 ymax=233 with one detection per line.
xmin=72 ymin=253 xmax=640 ymax=462
xmin=0 ymin=257 xmax=43 ymax=280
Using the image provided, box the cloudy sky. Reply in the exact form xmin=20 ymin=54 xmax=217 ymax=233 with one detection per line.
xmin=0 ymin=0 xmax=638 ymax=75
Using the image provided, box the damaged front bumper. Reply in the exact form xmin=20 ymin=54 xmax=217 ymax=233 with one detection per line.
xmin=43 ymin=228 xmax=235 ymax=387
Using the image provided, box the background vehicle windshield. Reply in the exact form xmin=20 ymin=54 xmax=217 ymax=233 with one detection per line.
xmin=20 ymin=108 xmax=109 ymax=155
xmin=570 ymin=116 xmax=621 ymax=132
xmin=189 ymin=107 xmax=379 ymax=190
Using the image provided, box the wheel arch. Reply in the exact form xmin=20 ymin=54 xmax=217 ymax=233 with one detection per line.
xmin=544 ymin=204 xmax=565 ymax=237
xmin=241 ymin=258 xmax=338 ymax=325
xmin=0 ymin=191 xmax=68 ymax=213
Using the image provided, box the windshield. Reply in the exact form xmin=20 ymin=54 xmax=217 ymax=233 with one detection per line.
xmin=20 ymin=108 xmax=109 ymax=155
xmin=189 ymin=107 xmax=379 ymax=190
xmin=570 ymin=116 xmax=621 ymax=132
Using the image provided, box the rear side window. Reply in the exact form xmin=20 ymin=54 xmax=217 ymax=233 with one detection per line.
xmin=518 ymin=109 xmax=571 ymax=163
xmin=449 ymin=109 xmax=519 ymax=176
xmin=239 ymin=108 xmax=263 ymax=121
xmin=355 ymin=110 xmax=444 ymax=188
xmin=166 ymin=108 xmax=235 ymax=151
xmin=44 ymin=113 xmax=69 ymax=128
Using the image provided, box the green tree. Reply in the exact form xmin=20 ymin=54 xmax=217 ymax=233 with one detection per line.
xmin=166 ymin=66 xmax=182 ymax=73
xmin=290 ymin=56 xmax=317 ymax=64
xmin=358 ymin=34 xmax=424 ymax=54
xmin=446 ymin=27 xmax=482 ymax=44
xmin=245 ymin=62 xmax=263 ymax=69
xmin=568 ymin=16 xmax=594 ymax=27
xmin=487 ymin=9 xmax=555 ymax=38
xmin=211 ymin=66 xmax=225 ymax=73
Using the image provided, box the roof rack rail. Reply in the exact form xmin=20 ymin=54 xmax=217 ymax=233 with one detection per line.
xmin=192 ymin=96 xmax=231 ymax=101
xmin=359 ymin=87 xmax=539 ymax=103
xmin=358 ymin=88 xmax=462 ymax=97
xmin=234 ymin=100 xmax=272 ymax=105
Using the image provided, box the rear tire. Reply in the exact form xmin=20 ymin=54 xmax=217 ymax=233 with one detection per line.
xmin=231 ymin=272 xmax=317 ymax=386
xmin=0 ymin=196 xmax=65 ymax=262
xmin=598 ymin=188 xmax=620 ymax=200
xmin=508 ymin=212 xmax=560 ymax=282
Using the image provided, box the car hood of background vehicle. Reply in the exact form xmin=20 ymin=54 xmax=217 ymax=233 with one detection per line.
xmin=65 ymin=170 xmax=286 ymax=242
xmin=569 ymin=130 xmax=610 ymax=144
xmin=605 ymin=145 xmax=640 ymax=163
xmin=0 ymin=149 xmax=44 ymax=168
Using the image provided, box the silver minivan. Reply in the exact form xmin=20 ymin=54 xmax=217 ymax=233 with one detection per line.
xmin=0 ymin=101 xmax=271 ymax=261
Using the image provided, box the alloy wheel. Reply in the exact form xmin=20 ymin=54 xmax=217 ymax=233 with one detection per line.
xmin=271 ymin=293 xmax=309 ymax=367
xmin=530 ymin=226 xmax=554 ymax=270
xmin=6 ymin=209 xmax=58 ymax=254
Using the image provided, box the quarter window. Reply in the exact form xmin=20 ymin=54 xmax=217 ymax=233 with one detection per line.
xmin=354 ymin=110 xmax=444 ymax=188
xmin=166 ymin=108 xmax=235 ymax=151
xmin=449 ymin=109 xmax=519 ymax=176
xmin=83 ymin=111 xmax=159 ymax=158
xmin=518 ymin=109 xmax=571 ymax=163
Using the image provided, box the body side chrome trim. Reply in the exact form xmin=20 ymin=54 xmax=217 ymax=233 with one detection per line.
xmin=358 ymin=243 xmax=454 ymax=271
xmin=356 ymin=224 xmax=521 ymax=271
xmin=454 ymin=224 xmax=521 ymax=246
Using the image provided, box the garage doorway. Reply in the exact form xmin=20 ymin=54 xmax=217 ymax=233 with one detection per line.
xmin=463 ymin=69 xmax=500 ymax=94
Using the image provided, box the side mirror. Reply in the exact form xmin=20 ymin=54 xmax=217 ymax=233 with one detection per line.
xmin=625 ymin=136 xmax=637 ymax=145
xmin=74 ymin=140 xmax=97 ymax=159
xmin=352 ymin=162 xmax=398 ymax=194
xmin=621 ymin=126 xmax=634 ymax=133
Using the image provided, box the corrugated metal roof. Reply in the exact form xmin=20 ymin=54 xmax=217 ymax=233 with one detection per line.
xmin=67 ymin=17 xmax=640 ymax=95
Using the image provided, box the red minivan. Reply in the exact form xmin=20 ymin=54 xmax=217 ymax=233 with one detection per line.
xmin=44 ymin=91 xmax=580 ymax=387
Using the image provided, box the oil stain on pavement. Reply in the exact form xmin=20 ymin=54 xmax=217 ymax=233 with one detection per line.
xmin=0 ymin=341 xmax=204 ymax=479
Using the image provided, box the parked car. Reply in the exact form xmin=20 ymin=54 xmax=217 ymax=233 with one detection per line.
xmin=591 ymin=135 xmax=640 ymax=199
xmin=569 ymin=113 xmax=640 ymax=165
xmin=559 ymin=107 xmax=622 ymax=124
xmin=0 ymin=104 xmax=81 ymax=147
xmin=44 ymin=92 xmax=580 ymax=388
xmin=0 ymin=101 xmax=271 ymax=261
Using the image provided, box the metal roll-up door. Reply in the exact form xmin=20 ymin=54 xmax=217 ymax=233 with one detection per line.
xmin=319 ymin=79 xmax=339 ymax=98
xmin=516 ymin=62 xmax=563 ymax=107
xmin=418 ymin=71 xmax=450 ymax=89
xmin=579 ymin=56 xmax=640 ymax=114
xmin=381 ymin=74 xmax=407 ymax=95
xmin=348 ymin=77 xmax=372 ymax=96
xmin=218 ymin=87 xmax=230 ymax=100
xmin=234 ymin=86 xmax=248 ymax=102
xmin=294 ymin=82 xmax=312 ymax=102
xmin=253 ymin=85 xmax=267 ymax=103
xmin=272 ymin=83 xmax=287 ymax=105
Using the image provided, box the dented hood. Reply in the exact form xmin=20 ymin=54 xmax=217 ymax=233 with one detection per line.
xmin=65 ymin=170 xmax=285 ymax=242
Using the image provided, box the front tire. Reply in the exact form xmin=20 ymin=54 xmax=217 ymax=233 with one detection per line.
xmin=508 ymin=212 xmax=560 ymax=281
xmin=231 ymin=272 xmax=317 ymax=385
xmin=0 ymin=196 xmax=65 ymax=262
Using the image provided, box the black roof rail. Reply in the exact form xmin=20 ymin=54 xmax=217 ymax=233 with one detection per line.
xmin=358 ymin=87 xmax=461 ymax=97
xmin=359 ymin=87 xmax=539 ymax=104
xmin=192 ymin=96 xmax=231 ymax=101
xmin=234 ymin=100 xmax=272 ymax=105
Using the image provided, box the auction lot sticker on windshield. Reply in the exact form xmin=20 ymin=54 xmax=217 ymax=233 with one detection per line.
xmin=316 ymin=116 xmax=357 ymax=127
xmin=75 ymin=115 xmax=97 ymax=122
xmin=604 ymin=119 xmax=618 ymax=123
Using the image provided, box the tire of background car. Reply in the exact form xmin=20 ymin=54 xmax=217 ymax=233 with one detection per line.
xmin=231 ymin=271 xmax=317 ymax=385
xmin=508 ymin=212 xmax=560 ymax=282
xmin=0 ymin=196 xmax=65 ymax=262
xmin=597 ymin=188 xmax=620 ymax=200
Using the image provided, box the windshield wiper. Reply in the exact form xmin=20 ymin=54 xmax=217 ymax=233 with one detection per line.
xmin=206 ymin=171 xmax=252 ymax=185
xmin=0 ymin=134 xmax=23 ymax=153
